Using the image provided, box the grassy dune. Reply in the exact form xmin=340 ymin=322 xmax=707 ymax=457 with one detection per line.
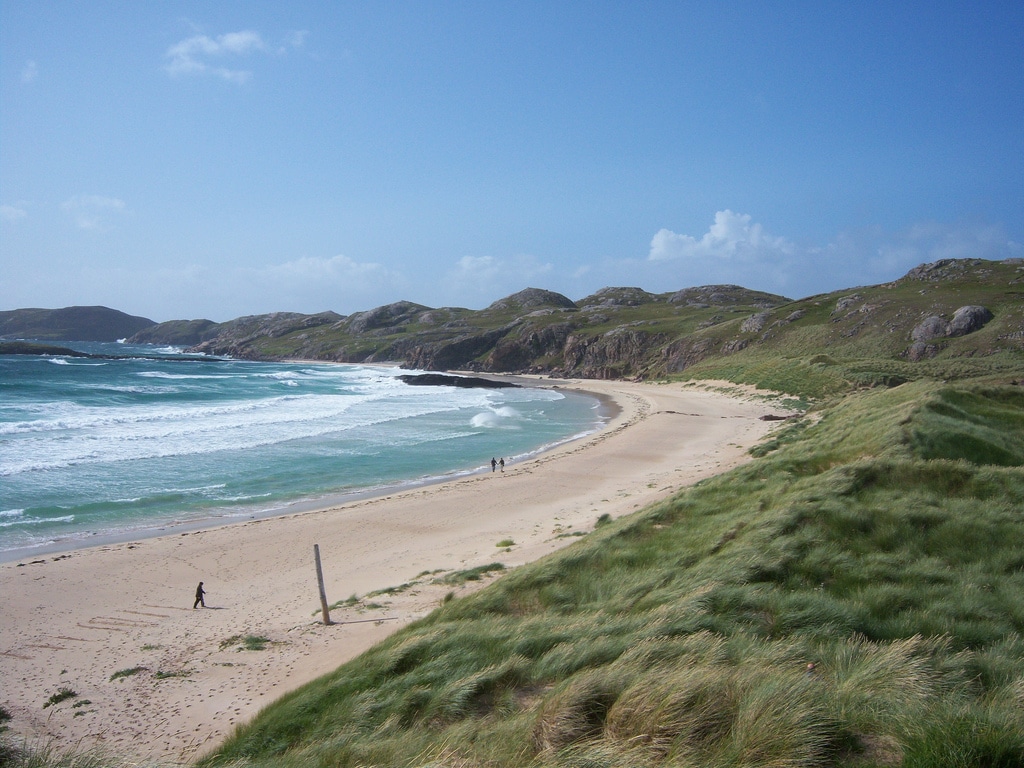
xmin=189 ymin=378 xmax=1024 ymax=768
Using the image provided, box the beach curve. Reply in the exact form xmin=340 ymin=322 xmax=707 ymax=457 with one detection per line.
xmin=0 ymin=379 xmax=791 ymax=763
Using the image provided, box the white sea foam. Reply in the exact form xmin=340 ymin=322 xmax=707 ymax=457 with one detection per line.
xmin=0 ymin=354 xmax=604 ymax=557
xmin=0 ymin=514 xmax=74 ymax=528
xmin=136 ymin=371 xmax=240 ymax=380
xmin=0 ymin=386 xmax=496 ymax=476
xmin=471 ymin=406 xmax=525 ymax=429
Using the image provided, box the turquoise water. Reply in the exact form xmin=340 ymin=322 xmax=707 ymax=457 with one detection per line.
xmin=0 ymin=342 xmax=605 ymax=559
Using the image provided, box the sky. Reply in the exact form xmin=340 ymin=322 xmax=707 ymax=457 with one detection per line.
xmin=2 ymin=2 xmax=1022 ymax=323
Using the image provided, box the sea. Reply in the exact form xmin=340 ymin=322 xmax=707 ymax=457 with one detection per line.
xmin=0 ymin=341 xmax=607 ymax=561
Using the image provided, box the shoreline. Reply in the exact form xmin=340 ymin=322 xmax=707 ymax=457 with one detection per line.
xmin=0 ymin=373 xmax=617 ymax=566
xmin=0 ymin=378 xmax=789 ymax=764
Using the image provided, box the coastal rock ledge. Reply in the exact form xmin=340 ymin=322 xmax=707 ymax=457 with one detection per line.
xmin=396 ymin=373 xmax=519 ymax=389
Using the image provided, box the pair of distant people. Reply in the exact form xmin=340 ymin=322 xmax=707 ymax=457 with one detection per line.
xmin=490 ymin=457 xmax=505 ymax=473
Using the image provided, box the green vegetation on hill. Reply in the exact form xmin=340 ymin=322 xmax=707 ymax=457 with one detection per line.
xmin=123 ymin=259 xmax=1022 ymax=390
xmin=197 ymin=378 xmax=1024 ymax=768
xmin=0 ymin=305 xmax=155 ymax=342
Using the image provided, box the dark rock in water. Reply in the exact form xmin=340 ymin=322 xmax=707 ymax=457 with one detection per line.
xmin=0 ymin=340 xmax=219 ymax=363
xmin=397 ymin=373 xmax=519 ymax=389
xmin=0 ymin=341 xmax=93 ymax=357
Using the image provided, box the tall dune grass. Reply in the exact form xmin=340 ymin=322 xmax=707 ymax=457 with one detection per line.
xmin=7 ymin=379 xmax=1023 ymax=767
xmin=187 ymin=379 xmax=1024 ymax=767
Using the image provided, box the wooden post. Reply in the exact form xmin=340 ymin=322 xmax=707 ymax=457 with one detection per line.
xmin=314 ymin=544 xmax=333 ymax=625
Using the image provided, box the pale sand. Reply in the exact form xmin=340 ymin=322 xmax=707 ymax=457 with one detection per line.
xmin=0 ymin=379 xmax=789 ymax=764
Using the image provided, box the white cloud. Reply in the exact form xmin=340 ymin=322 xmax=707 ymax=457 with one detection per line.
xmin=871 ymin=221 xmax=1023 ymax=277
xmin=449 ymin=255 xmax=502 ymax=283
xmin=61 ymin=195 xmax=126 ymax=231
xmin=649 ymin=210 xmax=795 ymax=262
xmin=21 ymin=60 xmax=38 ymax=84
xmin=240 ymin=254 xmax=410 ymax=313
xmin=440 ymin=254 xmax=554 ymax=306
xmin=1 ymin=204 xmax=28 ymax=222
xmin=640 ymin=212 xmax=1024 ymax=300
xmin=57 ymin=254 xmax=410 ymax=322
xmin=164 ymin=30 xmax=266 ymax=84
xmin=261 ymin=254 xmax=390 ymax=284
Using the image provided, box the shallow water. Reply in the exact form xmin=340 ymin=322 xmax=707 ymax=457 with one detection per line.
xmin=0 ymin=342 xmax=604 ymax=559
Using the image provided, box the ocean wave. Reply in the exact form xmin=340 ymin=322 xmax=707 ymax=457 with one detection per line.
xmin=103 ymin=385 xmax=182 ymax=395
xmin=470 ymin=406 xmax=525 ymax=429
xmin=0 ymin=390 xmax=493 ymax=476
xmin=220 ymin=492 xmax=273 ymax=502
xmin=136 ymin=371 xmax=241 ymax=380
xmin=0 ymin=358 xmax=605 ymax=557
xmin=0 ymin=514 xmax=74 ymax=529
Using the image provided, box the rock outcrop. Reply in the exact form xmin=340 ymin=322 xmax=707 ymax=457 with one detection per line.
xmin=908 ymin=305 xmax=995 ymax=359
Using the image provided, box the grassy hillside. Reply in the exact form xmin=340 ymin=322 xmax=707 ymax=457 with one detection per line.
xmin=669 ymin=258 xmax=1024 ymax=399
xmin=195 ymin=375 xmax=1024 ymax=768
xmin=0 ymin=306 xmax=156 ymax=342
xmin=132 ymin=259 xmax=1022 ymax=390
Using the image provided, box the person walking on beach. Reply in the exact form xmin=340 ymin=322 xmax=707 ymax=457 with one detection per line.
xmin=193 ymin=581 xmax=206 ymax=609
xmin=499 ymin=457 xmax=505 ymax=472
xmin=491 ymin=457 xmax=497 ymax=472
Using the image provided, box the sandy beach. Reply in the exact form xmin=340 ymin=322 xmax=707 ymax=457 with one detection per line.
xmin=0 ymin=379 xmax=789 ymax=764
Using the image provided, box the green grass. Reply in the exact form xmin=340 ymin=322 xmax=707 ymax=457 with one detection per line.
xmin=0 ymin=738 xmax=179 ymax=768
xmin=153 ymin=670 xmax=191 ymax=680
xmin=195 ymin=378 xmax=1024 ymax=767
xmin=41 ymin=689 xmax=77 ymax=709
xmin=109 ymin=666 xmax=148 ymax=681
xmin=435 ymin=562 xmax=506 ymax=586
xmin=220 ymin=635 xmax=273 ymax=652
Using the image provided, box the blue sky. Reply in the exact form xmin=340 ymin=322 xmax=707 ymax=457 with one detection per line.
xmin=2 ymin=2 xmax=1022 ymax=322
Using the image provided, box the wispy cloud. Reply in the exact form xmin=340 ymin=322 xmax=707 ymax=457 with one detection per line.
xmin=20 ymin=60 xmax=38 ymax=84
xmin=61 ymin=195 xmax=126 ymax=231
xmin=247 ymin=254 xmax=409 ymax=312
xmin=1 ymin=204 xmax=28 ymax=222
xmin=283 ymin=30 xmax=309 ymax=51
xmin=164 ymin=30 xmax=266 ymax=84
xmin=639 ymin=211 xmax=1023 ymax=299
xmin=261 ymin=254 xmax=391 ymax=284
xmin=441 ymin=254 xmax=554 ymax=306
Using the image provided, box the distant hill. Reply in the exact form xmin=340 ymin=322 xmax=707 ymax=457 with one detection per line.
xmin=128 ymin=259 xmax=1024 ymax=392
xmin=7 ymin=259 xmax=1021 ymax=393
xmin=0 ymin=305 xmax=155 ymax=342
